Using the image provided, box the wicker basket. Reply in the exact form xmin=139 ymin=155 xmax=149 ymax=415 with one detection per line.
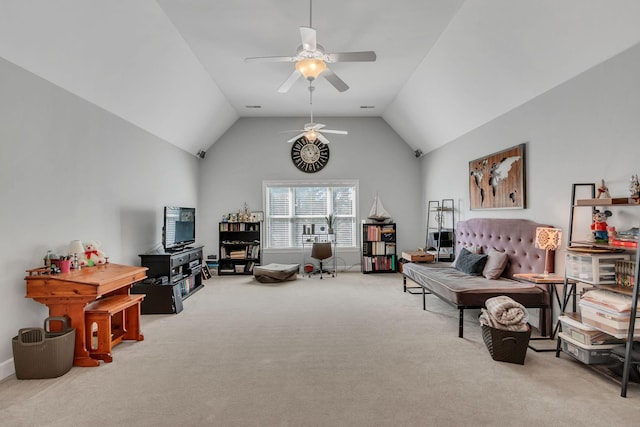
xmin=481 ymin=323 xmax=531 ymax=365
xmin=12 ymin=316 xmax=75 ymax=379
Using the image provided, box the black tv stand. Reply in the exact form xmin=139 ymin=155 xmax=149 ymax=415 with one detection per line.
xmin=132 ymin=245 xmax=204 ymax=314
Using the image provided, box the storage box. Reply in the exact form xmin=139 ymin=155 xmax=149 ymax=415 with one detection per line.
xmin=427 ymin=231 xmax=454 ymax=248
xmin=558 ymin=313 xmax=622 ymax=345
xmin=12 ymin=316 xmax=75 ymax=379
xmin=402 ymin=251 xmax=435 ymax=263
xmin=579 ymin=299 xmax=640 ymax=339
xmin=481 ymin=324 xmax=531 ymax=365
xmin=565 ymin=252 xmax=630 ymax=284
xmin=559 ymin=332 xmax=618 ymax=364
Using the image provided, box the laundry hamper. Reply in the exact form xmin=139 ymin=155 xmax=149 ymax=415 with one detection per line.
xmin=481 ymin=323 xmax=531 ymax=365
xmin=12 ymin=316 xmax=75 ymax=379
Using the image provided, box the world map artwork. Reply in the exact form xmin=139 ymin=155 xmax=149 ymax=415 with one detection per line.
xmin=469 ymin=144 xmax=525 ymax=209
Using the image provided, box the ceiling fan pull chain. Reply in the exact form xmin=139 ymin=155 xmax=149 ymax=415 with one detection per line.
xmin=308 ymin=82 xmax=314 ymax=124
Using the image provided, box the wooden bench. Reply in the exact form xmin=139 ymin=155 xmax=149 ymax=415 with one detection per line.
xmin=85 ymin=294 xmax=145 ymax=363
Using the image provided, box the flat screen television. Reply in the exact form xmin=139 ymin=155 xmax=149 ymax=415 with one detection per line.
xmin=163 ymin=206 xmax=196 ymax=251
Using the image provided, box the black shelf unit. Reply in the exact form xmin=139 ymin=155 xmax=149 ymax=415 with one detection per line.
xmin=132 ymin=245 xmax=204 ymax=314
xmin=556 ymin=183 xmax=640 ymax=397
xmin=362 ymin=222 xmax=397 ymax=273
xmin=218 ymin=222 xmax=261 ymax=275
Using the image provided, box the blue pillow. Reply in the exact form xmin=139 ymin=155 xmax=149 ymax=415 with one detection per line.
xmin=454 ymin=248 xmax=488 ymax=275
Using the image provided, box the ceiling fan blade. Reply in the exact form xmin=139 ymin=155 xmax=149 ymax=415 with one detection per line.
xmin=244 ymin=56 xmax=297 ymax=63
xmin=326 ymin=51 xmax=377 ymax=62
xmin=278 ymin=70 xmax=302 ymax=93
xmin=305 ymin=123 xmax=325 ymax=130
xmin=320 ymin=129 xmax=348 ymax=135
xmin=288 ymin=132 xmax=306 ymax=143
xmin=300 ymin=26 xmax=317 ymax=51
xmin=316 ymin=133 xmax=331 ymax=145
xmin=322 ymin=67 xmax=349 ymax=92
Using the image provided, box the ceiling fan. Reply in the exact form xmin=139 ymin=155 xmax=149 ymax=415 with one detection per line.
xmin=244 ymin=0 xmax=376 ymax=93
xmin=284 ymin=85 xmax=348 ymax=144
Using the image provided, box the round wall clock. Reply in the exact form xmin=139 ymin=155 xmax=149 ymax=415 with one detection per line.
xmin=290 ymin=137 xmax=330 ymax=173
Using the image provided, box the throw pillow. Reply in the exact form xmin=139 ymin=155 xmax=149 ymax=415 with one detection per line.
xmin=454 ymin=248 xmax=488 ymax=275
xmin=451 ymin=245 xmax=482 ymax=268
xmin=482 ymin=249 xmax=509 ymax=279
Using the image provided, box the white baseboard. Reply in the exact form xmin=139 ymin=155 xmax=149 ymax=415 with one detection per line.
xmin=0 ymin=358 xmax=15 ymax=381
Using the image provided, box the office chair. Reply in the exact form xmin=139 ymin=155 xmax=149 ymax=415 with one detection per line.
xmin=309 ymin=242 xmax=333 ymax=279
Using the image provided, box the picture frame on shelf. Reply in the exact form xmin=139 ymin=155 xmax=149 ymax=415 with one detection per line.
xmin=251 ymin=211 xmax=264 ymax=222
xmin=469 ymin=143 xmax=526 ymax=210
xmin=201 ymin=264 xmax=212 ymax=280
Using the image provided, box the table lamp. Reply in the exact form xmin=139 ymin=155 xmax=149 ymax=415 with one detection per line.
xmin=68 ymin=240 xmax=84 ymax=269
xmin=535 ymin=227 xmax=562 ymax=276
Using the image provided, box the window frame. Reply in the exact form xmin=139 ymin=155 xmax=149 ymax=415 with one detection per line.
xmin=263 ymin=179 xmax=359 ymax=250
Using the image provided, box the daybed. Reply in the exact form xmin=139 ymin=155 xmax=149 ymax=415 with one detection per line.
xmin=402 ymin=218 xmax=552 ymax=338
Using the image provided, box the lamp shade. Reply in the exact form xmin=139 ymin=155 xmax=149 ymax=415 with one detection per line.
xmin=295 ymin=58 xmax=326 ymax=80
xmin=535 ymin=227 xmax=562 ymax=251
xmin=68 ymin=240 xmax=84 ymax=255
xmin=535 ymin=227 xmax=562 ymax=275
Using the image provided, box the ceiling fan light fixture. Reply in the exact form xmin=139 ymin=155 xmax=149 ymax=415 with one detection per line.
xmin=305 ymin=130 xmax=318 ymax=142
xmin=295 ymin=58 xmax=326 ymax=80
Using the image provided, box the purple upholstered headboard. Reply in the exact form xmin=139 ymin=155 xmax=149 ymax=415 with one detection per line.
xmin=455 ymin=218 xmax=552 ymax=279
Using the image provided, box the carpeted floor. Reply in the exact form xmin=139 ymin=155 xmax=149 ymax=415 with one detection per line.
xmin=1 ymin=272 xmax=639 ymax=426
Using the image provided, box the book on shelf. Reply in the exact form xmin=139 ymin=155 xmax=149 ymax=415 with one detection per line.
xmin=615 ymin=260 xmax=637 ymax=288
xmin=610 ymin=236 xmax=638 ymax=248
xmin=229 ymin=249 xmax=247 ymax=259
xmin=362 ymin=254 xmax=396 ymax=272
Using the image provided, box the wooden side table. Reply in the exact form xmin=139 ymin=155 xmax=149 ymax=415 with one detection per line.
xmin=513 ymin=273 xmax=577 ymax=352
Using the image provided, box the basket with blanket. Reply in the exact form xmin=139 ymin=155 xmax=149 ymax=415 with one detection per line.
xmin=479 ymin=296 xmax=531 ymax=365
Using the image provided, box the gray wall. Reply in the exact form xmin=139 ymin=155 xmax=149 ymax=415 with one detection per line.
xmin=198 ymin=117 xmax=423 ymax=270
xmin=420 ymin=43 xmax=640 ymax=271
xmin=0 ymin=58 xmax=200 ymax=377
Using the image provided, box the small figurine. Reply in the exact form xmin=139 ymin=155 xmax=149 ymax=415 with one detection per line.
xmin=596 ymin=179 xmax=611 ymax=199
xmin=591 ymin=209 xmax=612 ymax=243
xmin=630 ymin=174 xmax=640 ymax=202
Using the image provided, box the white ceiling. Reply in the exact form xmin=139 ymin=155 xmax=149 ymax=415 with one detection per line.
xmin=1 ymin=1 xmax=640 ymax=156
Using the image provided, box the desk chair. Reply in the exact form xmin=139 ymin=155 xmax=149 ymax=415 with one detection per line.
xmin=309 ymin=242 xmax=334 ymax=279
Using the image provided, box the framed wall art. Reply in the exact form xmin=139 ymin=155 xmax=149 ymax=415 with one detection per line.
xmin=469 ymin=143 xmax=526 ymax=210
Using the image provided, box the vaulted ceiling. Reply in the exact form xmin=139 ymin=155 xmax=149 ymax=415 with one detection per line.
xmin=1 ymin=1 xmax=640 ymax=157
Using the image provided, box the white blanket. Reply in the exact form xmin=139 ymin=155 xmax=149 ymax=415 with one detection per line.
xmin=479 ymin=296 xmax=529 ymax=332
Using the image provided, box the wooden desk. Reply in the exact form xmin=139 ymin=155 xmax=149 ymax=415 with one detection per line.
xmin=25 ymin=263 xmax=147 ymax=367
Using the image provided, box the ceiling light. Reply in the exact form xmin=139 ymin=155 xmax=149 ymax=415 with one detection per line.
xmin=295 ymin=58 xmax=326 ymax=80
xmin=305 ymin=130 xmax=318 ymax=142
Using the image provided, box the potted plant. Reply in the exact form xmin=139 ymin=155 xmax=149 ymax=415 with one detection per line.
xmin=325 ymin=213 xmax=336 ymax=234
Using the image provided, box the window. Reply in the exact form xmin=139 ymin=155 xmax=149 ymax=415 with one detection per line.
xmin=264 ymin=180 xmax=358 ymax=249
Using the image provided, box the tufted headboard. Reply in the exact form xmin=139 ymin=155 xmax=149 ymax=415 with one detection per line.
xmin=455 ymin=218 xmax=552 ymax=279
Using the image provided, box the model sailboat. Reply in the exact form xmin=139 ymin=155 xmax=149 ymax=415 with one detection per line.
xmin=367 ymin=194 xmax=391 ymax=222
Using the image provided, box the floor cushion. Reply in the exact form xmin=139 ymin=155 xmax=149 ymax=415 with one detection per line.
xmin=253 ymin=263 xmax=300 ymax=283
